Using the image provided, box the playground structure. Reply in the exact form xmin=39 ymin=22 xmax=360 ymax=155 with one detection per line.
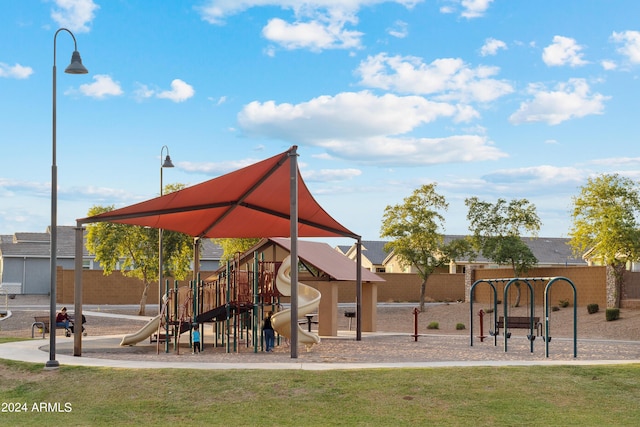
xmin=469 ymin=276 xmax=577 ymax=358
xmin=120 ymin=252 xmax=321 ymax=354
xmin=271 ymin=255 xmax=321 ymax=349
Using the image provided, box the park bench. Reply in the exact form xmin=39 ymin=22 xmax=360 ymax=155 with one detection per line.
xmin=32 ymin=315 xmax=71 ymax=337
xmin=497 ymin=316 xmax=542 ymax=337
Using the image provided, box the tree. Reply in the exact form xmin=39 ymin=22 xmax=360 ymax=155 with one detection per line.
xmin=380 ymin=184 xmax=473 ymax=311
xmin=213 ymin=238 xmax=261 ymax=263
xmin=569 ymin=174 xmax=640 ymax=307
xmin=85 ymin=185 xmax=194 ymax=316
xmin=465 ymin=197 xmax=541 ymax=306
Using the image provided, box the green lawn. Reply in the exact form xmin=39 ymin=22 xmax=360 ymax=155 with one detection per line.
xmin=1 ymin=355 xmax=639 ymax=426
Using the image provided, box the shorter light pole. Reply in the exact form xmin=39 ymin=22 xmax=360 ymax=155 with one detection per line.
xmin=159 ymin=145 xmax=174 ymax=314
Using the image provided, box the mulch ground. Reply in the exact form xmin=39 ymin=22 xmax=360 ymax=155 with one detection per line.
xmin=3 ymin=296 xmax=640 ymax=365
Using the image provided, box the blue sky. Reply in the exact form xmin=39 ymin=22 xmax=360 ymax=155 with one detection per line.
xmin=2 ymin=1 xmax=640 ymax=244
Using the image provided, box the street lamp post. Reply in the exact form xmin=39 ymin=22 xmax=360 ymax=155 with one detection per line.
xmin=159 ymin=146 xmax=174 ymax=314
xmin=46 ymin=28 xmax=88 ymax=370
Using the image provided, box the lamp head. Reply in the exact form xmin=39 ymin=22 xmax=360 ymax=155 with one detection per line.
xmin=65 ymin=50 xmax=88 ymax=74
xmin=162 ymin=155 xmax=174 ymax=168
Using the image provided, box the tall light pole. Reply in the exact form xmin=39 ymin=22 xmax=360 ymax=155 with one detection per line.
xmin=46 ymin=28 xmax=88 ymax=370
xmin=159 ymin=145 xmax=174 ymax=314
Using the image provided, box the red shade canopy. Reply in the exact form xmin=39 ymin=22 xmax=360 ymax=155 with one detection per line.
xmin=78 ymin=146 xmax=359 ymax=239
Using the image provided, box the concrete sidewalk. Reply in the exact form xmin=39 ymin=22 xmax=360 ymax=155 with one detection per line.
xmin=1 ymin=333 xmax=639 ymax=371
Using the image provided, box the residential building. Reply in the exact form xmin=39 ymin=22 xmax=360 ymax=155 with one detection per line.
xmin=0 ymin=226 xmax=222 ymax=295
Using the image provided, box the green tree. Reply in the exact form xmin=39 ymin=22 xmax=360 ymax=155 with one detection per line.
xmin=465 ymin=197 xmax=541 ymax=306
xmin=569 ymin=174 xmax=640 ymax=307
xmin=213 ymin=238 xmax=261 ymax=263
xmin=85 ymin=185 xmax=194 ymax=316
xmin=381 ymin=184 xmax=473 ymax=311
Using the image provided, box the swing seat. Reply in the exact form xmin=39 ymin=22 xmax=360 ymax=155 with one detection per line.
xmin=527 ymin=334 xmax=535 ymax=341
xmin=542 ymin=336 xmax=552 ymax=342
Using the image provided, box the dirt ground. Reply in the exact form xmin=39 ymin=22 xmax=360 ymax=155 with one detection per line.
xmin=2 ymin=296 xmax=640 ymax=364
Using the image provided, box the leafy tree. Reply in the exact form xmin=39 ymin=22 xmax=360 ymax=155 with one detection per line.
xmin=381 ymin=184 xmax=473 ymax=311
xmin=85 ymin=184 xmax=194 ymax=316
xmin=465 ymin=197 xmax=541 ymax=306
xmin=569 ymin=174 xmax=640 ymax=307
xmin=213 ymin=238 xmax=261 ymax=263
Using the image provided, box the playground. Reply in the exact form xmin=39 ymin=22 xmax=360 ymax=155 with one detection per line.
xmin=3 ymin=295 xmax=640 ymax=367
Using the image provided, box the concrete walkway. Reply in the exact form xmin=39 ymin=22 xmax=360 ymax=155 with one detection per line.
xmin=1 ymin=333 xmax=639 ymax=371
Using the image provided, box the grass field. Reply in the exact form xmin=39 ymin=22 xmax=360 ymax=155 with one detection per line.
xmin=1 ymin=345 xmax=639 ymax=426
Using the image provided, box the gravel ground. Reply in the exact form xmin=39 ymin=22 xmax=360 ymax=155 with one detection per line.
xmin=2 ymin=295 xmax=640 ymax=364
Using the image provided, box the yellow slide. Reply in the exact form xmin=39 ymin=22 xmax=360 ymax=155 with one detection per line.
xmin=119 ymin=315 xmax=161 ymax=346
xmin=271 ymin=255 xmax=321 ymax=348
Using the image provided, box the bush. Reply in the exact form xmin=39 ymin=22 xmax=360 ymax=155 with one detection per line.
xmin=606 ymin=308 xmax=620 ymax=321
xmin=456 ymin=323 xmax=466 ymax=330
xmin=551 ymin=306 xmax=560 ymax=312
xmin=559 ymin=299 xmax=570 ymax=308
xmin=427 ymin=321 xmax=439 ymax=330
xmin=587 ymin=303 xmax=599 ymax=314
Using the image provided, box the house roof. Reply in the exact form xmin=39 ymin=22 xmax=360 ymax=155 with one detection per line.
xmin=79 ymin=146 xmax=358 ymax=240
xmin=343 ymin=236 xmax=586 ymax=266
xmin=268 ymin=238 xmax=384 ymax=282
xmin=0 ymin=227 xmax=222 ymax=261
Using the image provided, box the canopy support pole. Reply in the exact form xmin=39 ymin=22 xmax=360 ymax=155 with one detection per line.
xmin=289 ymin=146 xmax=299 ymax=359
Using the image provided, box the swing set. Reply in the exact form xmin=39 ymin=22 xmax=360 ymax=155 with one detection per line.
xmin=469 ymin=276 xmax=577 ymax=358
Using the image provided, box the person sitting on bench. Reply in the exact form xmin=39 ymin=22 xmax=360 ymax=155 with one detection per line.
xmin=56 ymin=307 xmax=72 ymax=336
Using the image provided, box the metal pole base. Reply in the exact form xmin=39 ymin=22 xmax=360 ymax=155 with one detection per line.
xmin=44 ymin=360 xmax=60 ymax=370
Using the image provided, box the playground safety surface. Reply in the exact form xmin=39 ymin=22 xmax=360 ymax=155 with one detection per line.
xmin=2 ymin=297 xmax=640 ymax=369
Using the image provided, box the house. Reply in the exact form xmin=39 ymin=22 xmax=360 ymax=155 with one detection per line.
xmin=0 ymin=226 xmax=223 ymax=295
xmin=338 ymin=236 xmax=587 ymax=274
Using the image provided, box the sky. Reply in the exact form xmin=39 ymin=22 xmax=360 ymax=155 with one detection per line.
xmin=2 ymin=0 xmax=640 ymax=246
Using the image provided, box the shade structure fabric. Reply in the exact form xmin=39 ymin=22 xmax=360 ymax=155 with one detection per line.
xmin=78 ymin=146 xmax=358 ymax=240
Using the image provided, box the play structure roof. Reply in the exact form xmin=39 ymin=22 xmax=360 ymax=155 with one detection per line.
xmin=78 ymin=146 xmax=358 ymax=240
xmin=268 ymin=238 xmax=384 ymax=282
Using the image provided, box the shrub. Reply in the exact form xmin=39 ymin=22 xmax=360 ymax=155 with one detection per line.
xmin=559 ymin=299 xmax=570 ymax=308
xmin=485 ymin=308 xmax=494 ymax=314
xmin=551 ymin=306 xmax=560 ymax=312
xmin=606 ymin=308 xmax=620 ymax=321
xmin=587 ymin=304 xmax=599 ymax=314
xmin=427 ymin=321 xmax=439 ymax=330
xmin=456 ymin=323 xmax=466 ymax=330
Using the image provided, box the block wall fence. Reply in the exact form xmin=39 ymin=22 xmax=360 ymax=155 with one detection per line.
xmin=57 ymin=265 xmax=640 ymax=308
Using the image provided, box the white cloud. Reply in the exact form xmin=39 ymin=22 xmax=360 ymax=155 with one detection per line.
xmin=156 ymin=79 xmax=195 ymax=102
xmin=262 ymin=17 xmax=362 ymax=51
xmin=78 ymin=75 xmax=123 ymax=99
xmin=237 ymin=90 xmax=506 ymax=166
xmin=197 ymin=1 xmax=421 ymax=51
xmin=460 ymin=0 xmax=494 ymax=19
xmin=356 ymin=53 xmax=513 ymax=103
xmin=51 ymin=0 xmax=99 ymax=33
xmin=542 ymin=36 xmax=588 ymax=67
xmin=601 ymin=60 xmax=617 ymax=70
xmin=197 ymin=1 xmax=423 ymax=24
xmin=480 ymin=38 xmax=506 ymax=56
xmin=611 ymin=30 xmax=640 ymax=64
xmin=302 ymin=168 xmax=362 ymax=182
xmin=0 ymin=63 xmax=33 ymax=79
xmin=509 ymin=78 xmax=609 ymax=125
xmin=133 ymin=83 xmax=155 ymax=101
xmin=387 ymin=20 xmax=408 ymax=38
xmin=132 ymin=80 xmax=195 ymax=102
xmin=179 ymin=159 xmax=262 ymax=175
xmin=239 ymin=91 xmax=460 ymax=140
xmin=482 ymin=165 xmax=586 ymax=187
